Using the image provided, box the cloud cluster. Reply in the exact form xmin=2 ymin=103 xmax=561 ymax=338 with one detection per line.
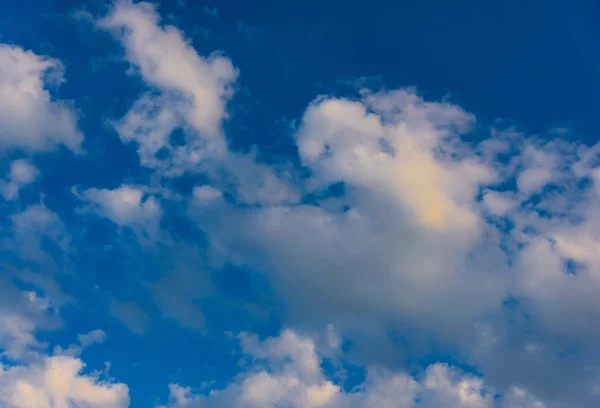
xmin=0 ymin=45 xmax=82 ymax=152
xmin=1 ymin=160 xmax=39 ymax=200
xmin=74 ymin=184 xmax=162 ymax=238
xmin=0 ymin=280 xmax=128 ymax=408
xmin=0 ymin=354 xmax=129 ymax=408
xmin=2 ymin=1 xmax=600 ymax=407
xmin=188 ymin=86 xmax=600 ymax=406
xmin=91 ymin=2 xmax=600 ymax=406
xmin=158 ymin=328 xmax=543 ymax=408
xmin=193 ymin=89 xmax=508 ymax=345
xmin=99 ymin=1 xmax=298 ymax=206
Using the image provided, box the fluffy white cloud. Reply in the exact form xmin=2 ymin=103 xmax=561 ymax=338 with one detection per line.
xmin=74 ymin=184 xmax=162 ymax=238
xmin=0 ymin=280 xmax=128 ymax=408
xmin=194 ymin=89 xmax=507 ymax=346
xmin=481 ymin=190 xmax=519 ymax=216
xmin=157 ymin=328 xmax=540 ymax=408
xmin=100 ymin=0 xmax=237 ymax=174
xmin=297 ymin=90 xmax=494 ymax=231
xmin=99 ymin=1 xmax=299 ymax=205
xmin=4 ymin=3 xmax=595 ymax=406
xmin=0 ymin=44 xmax=82 ymax=152
xmin=0 ymin=283 xmax=128 ymax=408
xmin=186 ymin=88 xmax=600 ymax=406
xmin=1 ymin=160 xmax=39 ymax=200
xmin=515 ymin=142 xmax=561 ymax=196
xmin=0 ymin=354 xmax=129 ymax=408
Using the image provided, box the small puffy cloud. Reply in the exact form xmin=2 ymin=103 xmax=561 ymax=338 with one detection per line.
xmin=481 ymin=190 xmax=519 ymax=216
xmin=514 ymin=140 xmax=575 ymax=196
xmin=422 ymin=364 xmax=491 ymax=408
xmin=77 ymin=329 xmax=106 ymax=349
xmin=516 ymin=167 xmax=553 ymax=195
xmin=1 ymin=159 xmax=39 ymax=200
xmin=0 ymin=355 xmax=129 ymax=408
xmin=74 ymin=184 xmax=162 ymax=237
xmin=192 ymin=185 xmax=222 ymax=204
xmin=0 ymin=44 xmax=82 ymax=152
xmin=53 ymin=329 xmax=107 ymax=358
xmin=0 ymin=283 xmax=128 ymax=408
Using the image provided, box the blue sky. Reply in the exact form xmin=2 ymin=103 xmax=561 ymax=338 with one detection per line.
xmin=1 ymin=1 xmax=600 ymax=407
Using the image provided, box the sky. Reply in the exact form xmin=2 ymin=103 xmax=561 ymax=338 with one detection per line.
xmin=0 ymin=0 xmax=600 ymax=407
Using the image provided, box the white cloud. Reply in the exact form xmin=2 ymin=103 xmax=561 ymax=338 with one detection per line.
xmin=421 ymin=364 xmax=491 ymax=408
xmin=0 ymin=281 xmax=128 ymax=408
xmin=1 ymin=160 xmax=39 ymax=200
xmin=296 ymin=90 xmax=495 ymax=231
xmin=0 ymin=355 xmax=129 ymax=408
xmin=500 ymin=387 xmax=545 ymax=408
xmin=99 ymin=1 xmax=299 ymax=206
xmin=74 ymin=184 xmax=162 ymax=238
xmin=157 ymin=328 xmax=540 ymax=408
xmin=0 ymin=44 xmax=82 ymax=152
xmin=192 ymin=185 xmax=222 ymax=204
xmin=77 ymin=330 xmax=106 ymax=349
xmin=10 ymin=3 xmax=595 ymax=405
xmin=100 ymin=0 xmax=237 ymax=174
xmin=194 ymin=89 xmax=507 ymax=347
xmin=186 ymin=88 xmax=600 ymax=406
xmin=481 ymin=190 xmax=519 ymax=216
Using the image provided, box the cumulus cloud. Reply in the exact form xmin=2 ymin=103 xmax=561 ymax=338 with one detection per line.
xmin=157 ymin=328 xmax=541 ymax=408
xmin=99 ymin=1 xmax=299 ymax=206
xmin=74 ymin=184 xmax=162 ymax=238
xmin=193 ymin=89 xmax=507 ymax=346
xmin=1 ymin=2 xmax=598 ymax=407
xmin=0 ymin=355 xmax=129 ymax=408
xmin=1 ymin=160 xmax=39 ymax=200
xmin=99 ymin=0 xmax=237 ymax=174
xmin=0 ymin=44 xmax=82 ymax=152
xmin=0 ymin=216 xmax=127 ymax=407
xmin=0 ymin=281 xmax=128 ymax=408
xmin=481 ymin=190 xmax=519 ymax=216
xmin=0 ymin=280 xmax=128 ymax=408
xmin=186 ymin=88 xmax=600 ymax=406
